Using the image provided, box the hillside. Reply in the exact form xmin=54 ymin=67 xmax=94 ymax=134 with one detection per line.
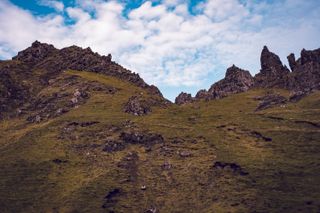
xmin=0 ymin=42 xmax=320 ymax=213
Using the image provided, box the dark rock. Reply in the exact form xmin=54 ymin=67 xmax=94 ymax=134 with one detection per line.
xmin=162 ymin=161 xmax=172 ymax=170
xmin=12 ymin=41 xmax=57 ymax=65
xmin=213 ymin=161 xmax=249 ymax=176
xmin=120 ymin=131 xmax=164 ymax=145
xmin=11 ymin=41 xmax=165 ymax=99
xmin=194 ymin=65 xmax=254 ymax=101
xmin=250 ymin=131 xmax=272 ymax=141
xmin=175 ymin=92 xmax=194 ymax=105
xmin=123 ymin=96 xmax=151 ymax=116
xmin=117 ymin=152 xmax=139 ymax=182
xmin=255 ymin=93 xmax=287 ymax=111
xmin=195 ymin=89 xmax=209 ymax=100
xmin=52 ymin=159 xmax=68 ymax=164
xmin=102 ymin=188 xmax=121 ymax=209
xmin=289 ymin=91 xmax=309 ymax=103
xmin=254 ymin=46 xmax=290 ymax=88
xmin=102 ymin=140 xmax=125 ymax=152
xmin=294 ymin=120 xmax=320 ymax=128
xmin=287 ymin=53 xmax=297 ymax=71
xmin=289 ymin=48 xmax=320 ymax=91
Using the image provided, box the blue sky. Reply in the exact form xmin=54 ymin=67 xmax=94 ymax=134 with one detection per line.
xmin=1 ymin=0 xmax=320 ymax=101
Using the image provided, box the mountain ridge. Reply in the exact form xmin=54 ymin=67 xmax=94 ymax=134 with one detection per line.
xmin=175 ymin=46 xmax=320 ymax=104
xmin=0 ymin=42 xmax=320 ymax=212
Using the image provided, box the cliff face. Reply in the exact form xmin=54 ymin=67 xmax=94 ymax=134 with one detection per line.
xmin=176 ymin=46 xmax=320 ymax=104
xmin=288 ymin=48 xmax=320 ymax=91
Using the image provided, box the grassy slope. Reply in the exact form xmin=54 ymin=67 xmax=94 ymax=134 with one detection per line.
xmin=0 ymin=70 xmax=319 ymax=212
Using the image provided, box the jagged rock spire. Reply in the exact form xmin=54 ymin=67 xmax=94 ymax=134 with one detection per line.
xmin=254 ymin=46 xmax=290 ymax=88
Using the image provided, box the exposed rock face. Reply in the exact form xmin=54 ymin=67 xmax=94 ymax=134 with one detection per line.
xmin=195 ymin=65 xmax=254 ymax=100
xmin=209 ymin=65 xmax=254 ymax=97
xmin=178 ymin=46 xmax=320 ymax=104
xmin=11 ymin=41 xmax=163 ymax=94
xmin=254 ymin=46 xmax=290 ymax=88
xmin=213 ymin=161 xmax=249 ymax=176
xmin=1 ymin=41 xmax=167 ymax=118
xmin=124 ymin=96 xmax=152 ymax=116
xmin=12 ymin=41 xmax=57 ymax=65
xmin=175 ymin=92 xmax=194 ymax=105
xmin=287 ymin=48 xmax=320 ymax=91
xmin=254 ymin=93 xmax=287 ymax=111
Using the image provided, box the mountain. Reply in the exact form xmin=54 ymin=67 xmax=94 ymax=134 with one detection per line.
xmin=175 ymin=46 xmax=320 ymax=104
xmin=0 ymin=42 xmax=320 ymax=213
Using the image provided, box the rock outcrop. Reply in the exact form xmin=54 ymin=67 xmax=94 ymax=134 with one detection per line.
xmin=123 ymin=96 xmax=152 ymax=116
xmin=194 ymin=65 xmax=254 ymax=100
xmin=1 ymin=41 xmax=167 ymax=119
xmin=177 ymin=46 xmax=320 ymax=104
xmin=175 ymin=92 xmax=193 ymax=105
xmin=11 ymin=41 xmax=163 ymax=94
xmin=254 ymin=93 xmax=287 ymax=111
xmin=254 ymin=46 xmax=290 ymax=88
xmin=287 ymin=48 xmax=320 ymax=91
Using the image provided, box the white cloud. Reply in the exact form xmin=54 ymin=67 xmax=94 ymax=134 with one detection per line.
xmin=0 ymin=0 xmax=320 ymax=100
xmin=38 ymin=0 xmax=64 ymax=12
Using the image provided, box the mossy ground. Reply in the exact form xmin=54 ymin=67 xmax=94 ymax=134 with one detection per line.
xmin=0 ymin=71 xmax=319 ymax=212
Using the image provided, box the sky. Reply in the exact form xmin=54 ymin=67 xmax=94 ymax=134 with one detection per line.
xmin=0 ymin=0 xmax=320 ymax=101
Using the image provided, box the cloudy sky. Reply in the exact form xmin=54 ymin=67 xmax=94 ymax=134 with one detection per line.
xmin=0 ymin=0 xmax=320 ymax=100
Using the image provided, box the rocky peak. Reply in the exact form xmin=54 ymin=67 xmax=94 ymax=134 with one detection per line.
xmin=190 ymin=65 xmax=254 ymax=101
xmin=208 ymin=65 xmax=253 ymax=95
xmin=287 ymin=53 xmax=297 ymax=71
xmin=175 ymin=92 xmax=194 ymax=105
xmin=288 ymin=48 xmax=320 ymax=90
xmin=300 ymin=48 xmax=320 ymax=65
xmin=260 ymin=46 xmax=288 ymax=74
xmin=254 ymin=46 xmax=290 ymax=88
xmin=224 ymin=65 xmax=253 ymax=83
xmin=12 ymin=41 xmax=57 ymax=64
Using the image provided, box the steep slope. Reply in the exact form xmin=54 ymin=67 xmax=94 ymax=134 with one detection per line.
xmin=0 ymin=43 xmax=320 ymax=213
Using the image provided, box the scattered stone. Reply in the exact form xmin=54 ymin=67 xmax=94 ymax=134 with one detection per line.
xmin=124 ymin=96 xmax=151 ymax=116
xmin=162 ymin=161 xmax=172 ymax=170
xmin=120 ymin=131 xmax=164 ymax=146
xmin=145 ymin=207 xmax=157 ymax=213
xmin=178 ymin=150 xmax=192 ymax=158
xmin=141 ymin=185 xmax=147 ymax=190
xmin=35 ymin=115 xmax=41 ymax=123
xmin=213 ymin=161 xmax=249 ymax=176
xmin=102 ymin=140 xmax=125 ymax=152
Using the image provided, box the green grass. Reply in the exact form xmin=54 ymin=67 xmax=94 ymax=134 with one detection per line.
xmin=0 ymin=71 xmax=319 ymax=212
